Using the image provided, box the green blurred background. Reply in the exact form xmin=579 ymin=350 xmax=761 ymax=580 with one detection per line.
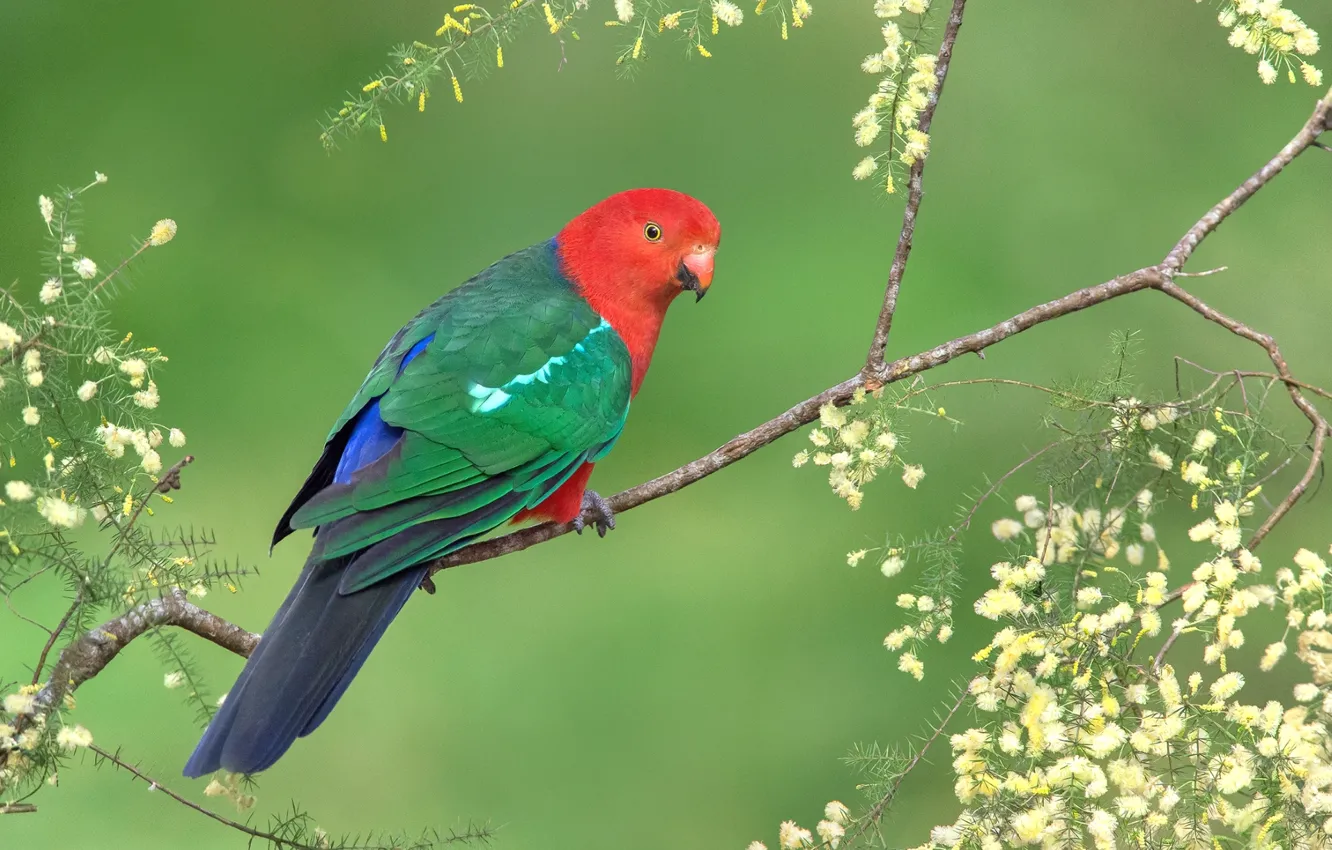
xmin=2 ymin=2 xmax=1330 ymax=847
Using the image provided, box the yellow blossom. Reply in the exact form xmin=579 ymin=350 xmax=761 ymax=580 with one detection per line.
xmin=901 ymin=464 xmax=925 ymax=489
xmin=56 ymin=724 xmax=93 ymax=749
xmin=148 ymin=219 xmax=177 ymax=246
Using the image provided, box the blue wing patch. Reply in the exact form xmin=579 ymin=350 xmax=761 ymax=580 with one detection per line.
xmin=334 ymin=334 xmax=435 ymax=485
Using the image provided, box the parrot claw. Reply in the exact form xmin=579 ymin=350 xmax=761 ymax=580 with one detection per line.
xmin=572 ymin=490 xmax=616 ymax=538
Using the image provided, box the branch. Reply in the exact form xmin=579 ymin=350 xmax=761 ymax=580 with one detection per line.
xmin=87 ymin=744 xmax=491 ymax=850
xmin=89 ymin=744 xmax=302 ymax=848
xmin=32 ymin=589 xmax=259 ymax=714
xmin=428 ymin=84 xmax=1331 ymax=579
xmin=0 ymin=803 xmax=38 ymax=815
xmin=2 ymin=587 xmax=259 ymax=783
xmin=1162 ymin=88 xmax=1332 ymax=270
xmin=847 ymin=685 xmax=970 ymax=847
xmin=1153 ymin=622 xmax=1188 ymax=677
xmin=865 ymin=0 xmax=970 ymax=374
xmin=1156 ymin=277 xmax=1330 ymax=550
xmin=427 ymin=266 xmax=1163 ymax=577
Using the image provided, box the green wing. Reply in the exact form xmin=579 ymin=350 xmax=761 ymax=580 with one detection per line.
xmin=282 ymin=243 xmax=632 ymax=593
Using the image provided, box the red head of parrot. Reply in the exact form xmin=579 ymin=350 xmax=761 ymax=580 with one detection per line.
xmin=556 ymin=188 xmax=721 ymax=394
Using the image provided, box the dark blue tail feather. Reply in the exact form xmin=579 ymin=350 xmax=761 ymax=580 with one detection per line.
xmin=182 ymin=556 xmax=424 ymax=777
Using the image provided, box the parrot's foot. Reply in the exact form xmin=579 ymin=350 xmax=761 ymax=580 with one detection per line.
xmin=572 ymin=490 xmax=616 ymax=538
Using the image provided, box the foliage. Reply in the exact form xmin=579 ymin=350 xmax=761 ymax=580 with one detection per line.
xmin=0 ymin=182 xmax=493 ymax=848
xmin=759 ymin=340 xmax=1332 ymax=849
xmin=3 ymin=1 xmax=1329 ymax=847
xmin=1 ymin=180 xmax=200 ymax=786
xmin=324 ymin=0 xmax=1323 ymax=199
xmin=318 ymin=0 xmax=817 ymax=150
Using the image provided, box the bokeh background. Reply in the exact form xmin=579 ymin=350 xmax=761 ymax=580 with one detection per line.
xmin=2 ymin=2 xmax=1331 ymax=848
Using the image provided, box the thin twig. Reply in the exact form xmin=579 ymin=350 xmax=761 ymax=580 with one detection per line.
xmin=864 ymin=0 xmax=969 ymax=374
xmin=30 ymin=588 xmax=83 ymax=686
xmin=1156 ymin=278 xmax=1330 ymax=550
xmin=946 ymin=441 xmax=1059 ymax=543
xmin=1176 ymin=361 xmax=1332 ymax=403
xmin=1153 ymin=623 xmax=1188 ymax=676
xmin=87 ymin=742 xmax=493 ymax=849
xmin=850 ymin=686 xmax=969 ymax=843
xmin=115 ymin=455 xmax=196 ymax=546
xmin=86 ymin=242 xmax=150 ymax=299
xmin=87 ymin=745 xmax=318 ymax=850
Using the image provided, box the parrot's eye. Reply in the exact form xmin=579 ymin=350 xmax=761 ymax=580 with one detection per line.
xmin=643 ymin=222 xmax=663 ymax=242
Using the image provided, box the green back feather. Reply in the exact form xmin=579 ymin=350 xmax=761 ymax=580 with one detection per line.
xmin=286 ymin=242 xmax=632 ymax=591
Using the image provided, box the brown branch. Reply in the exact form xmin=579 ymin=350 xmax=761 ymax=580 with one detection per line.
xmin=1153 ymin=622 xmax=1189 ymax=676
xmin=427 ymin=86 xmax=1331 ymax=578
xmin=428 ymin=266 xmax=1164 ymax=577
xmin=1 ymin=586 xmax=258 ymax=777
xmin=864 ymin=0 xmax=970 ymax=374
xmin=0 ymin=803 xmax=38 ymax=815
xmin=1162 ymin=89 xmax=1332 ymax=270
xmin=1155 ymin=278 xmax=1330 ymax=550
xmin=31 ymin=589 xmax=259 ymax=714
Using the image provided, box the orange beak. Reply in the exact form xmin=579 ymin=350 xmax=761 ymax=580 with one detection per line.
xmin=680 ymin=248 xmax=716 ymax=301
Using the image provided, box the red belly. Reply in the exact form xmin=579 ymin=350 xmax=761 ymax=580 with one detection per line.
xmin=513 ymin=462 xmax=595 ymax=524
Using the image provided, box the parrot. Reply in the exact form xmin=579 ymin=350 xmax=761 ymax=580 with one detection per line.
xmin=183 ymin=188 xmax=720 ymax=778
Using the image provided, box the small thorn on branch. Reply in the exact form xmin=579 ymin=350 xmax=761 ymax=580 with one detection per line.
xmin=1175 ymin=266 xmax=1228 ymax=278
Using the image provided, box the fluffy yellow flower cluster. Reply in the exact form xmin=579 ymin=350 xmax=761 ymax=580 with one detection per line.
xmin=746 ymin=799 xmax=850 ymax=850
xmin=610 ymin=0 xmax=807 ymax=66
xmin=880 ymin=472 xmax=1332 ymax=850
xmin=851 ymin=0 xmax=940 ymax=193
xmin=1 ymin=181 xmax=186 ymax=537
xmin=1211 ymin=0 xmax=1322 ymax=86
xmin=785 ymin=377 xmax=1328 ymax=849
xmin=793 ymin=389 xmax=925 ymax=510
xmin=904 ymin=536 xmax=1332 ymax=847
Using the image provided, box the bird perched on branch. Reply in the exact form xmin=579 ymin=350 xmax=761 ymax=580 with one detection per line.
xmin=184 ymin=189 xmax=720 ymax=777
